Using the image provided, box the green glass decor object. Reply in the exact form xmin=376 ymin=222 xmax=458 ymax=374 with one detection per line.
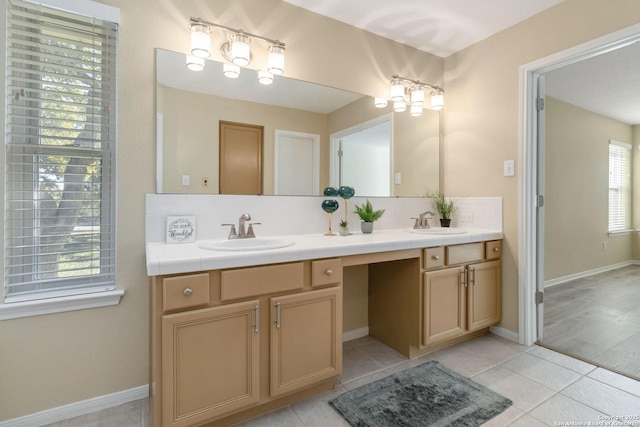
xmin=321 ymin=199 xmax=339 ymax=236
xmin=338 ymin=186 xmax=355 ymax=226
xmin=323 ymin=186 xmax=339 ymax=196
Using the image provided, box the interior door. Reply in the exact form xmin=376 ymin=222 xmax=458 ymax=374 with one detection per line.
xmin=274 ymin=130 xmax=320 ymax=195
xmin=219 ymin=121 xmax=263 ymax=195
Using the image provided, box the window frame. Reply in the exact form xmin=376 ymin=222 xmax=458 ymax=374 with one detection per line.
xmin=0 ymin=0 xmax=122 ymax=320
xmin=607 ymin=139 xmax=632 ymax=235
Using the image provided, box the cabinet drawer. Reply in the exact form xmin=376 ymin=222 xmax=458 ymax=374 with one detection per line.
xmin=424 ymin=247 xmax=445 ymax=270
xmin=163 ymin=273 xmax=210 ymax=312
xmin=446 ymin=243 xmax=484 ymax=265
xmin=486 ymin=240 xmax=502 ymax=260
xmin=311 ymin=258 xmax=342 ymax=288
xmin=221 ymin=262 xmax=304 ymax=301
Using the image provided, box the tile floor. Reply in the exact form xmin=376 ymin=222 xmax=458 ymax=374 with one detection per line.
xmin=44 ymin=333 xmax=640 ymax=426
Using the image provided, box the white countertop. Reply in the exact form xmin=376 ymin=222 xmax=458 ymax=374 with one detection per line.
xmin=145 ymin=228 xmax=503 ymax=276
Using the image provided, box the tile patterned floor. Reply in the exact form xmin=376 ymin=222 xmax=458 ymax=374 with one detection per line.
xmin=43 ymin=334 xmax=640 ymax=426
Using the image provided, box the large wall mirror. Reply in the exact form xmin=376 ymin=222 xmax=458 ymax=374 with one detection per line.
xmin=156 ymin=48 xmax=440 ymax=197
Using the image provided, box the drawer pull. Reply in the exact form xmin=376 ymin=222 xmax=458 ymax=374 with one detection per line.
xmin=325 ymin=269 xmax=333 ymax=276
xmin=183 ymin=288 xmax=193 ymax=296
xmin=493 ymin=247 xmax=499 ymax=252
xmin=432 ymin=255 xmax=440 ymax=260
xmin=253 ymin=304 xmax=259 ymax=333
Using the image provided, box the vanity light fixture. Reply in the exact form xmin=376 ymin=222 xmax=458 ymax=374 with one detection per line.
xmin=186 ymin=55 xmax=204 ymax=71
xmin=223 ymin=63 xmax=240 ymax=78
xmin=376 ymin=75 xmax=444 ymax=117
xmin=188 ymin=17 xmax=286 ymax=83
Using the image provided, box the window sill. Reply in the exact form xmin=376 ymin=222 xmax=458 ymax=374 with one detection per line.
xmin=0 ymin=290 xmax=124 ymax=320
xmin=607 ymin=229 xmax=635 ymax=236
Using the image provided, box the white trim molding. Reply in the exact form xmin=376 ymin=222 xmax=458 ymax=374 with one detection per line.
xmin=0 ymin=385 xmax=148 ymax=427
xmin=342 ymin=326 xmax=369 ymax=342
xmin=490 ymin=326 xmax=520 ymax=343
xmin=544 ymin=261 xmax=639 ymax=288
xmin=0 ymin=290 xmax=124 ymax=321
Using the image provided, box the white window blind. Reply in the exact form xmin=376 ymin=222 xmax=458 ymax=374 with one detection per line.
xmin=4 ymin=0 xmax=117 ymax=302
xmin=608 ymin=140 xmax=631 ymax=233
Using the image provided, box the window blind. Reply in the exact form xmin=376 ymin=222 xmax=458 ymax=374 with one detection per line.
xmin=608 ymin=140 xmax=631 ymax=233
xmin=5 ymin=0 xmax=117 ymax=302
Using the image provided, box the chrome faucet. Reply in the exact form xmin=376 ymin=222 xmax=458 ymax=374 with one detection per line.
xmin=222 ymin=213 xmax=260 ymax=239
xmin=412 ymin=211 xmax=434 ymax=229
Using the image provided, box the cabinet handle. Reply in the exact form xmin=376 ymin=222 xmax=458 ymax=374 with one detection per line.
xmin=460 ymin=269 xmax=467 ymax=288
xmin=275 ymin=302 xmax=281 ymax=329
xmin=432 ymin=255 xmax=440 ymax=260
xmin=253 ymin=304 xmax=259 ymax=333
xmin=325 ymin=269 xmax=333 ymax=276
xmin=183 ymin=288 xmax=193 ymax=296
xmin=493 ymin=247 xmax=499 ymax=252
xmin=470 ymin=267 xmax=476 ymax=286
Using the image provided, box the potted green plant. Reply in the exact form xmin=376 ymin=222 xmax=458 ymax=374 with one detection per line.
xmin=353 ymin=199 xmax=385 ymax=233
xmin=429 ymin=192 xmax=456 ymax=227
xmin=338 ymin=220 xmax=350 ymax=236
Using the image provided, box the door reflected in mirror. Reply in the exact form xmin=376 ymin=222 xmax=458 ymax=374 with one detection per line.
xmin=156 ymin=48 xmax=440 ymax=197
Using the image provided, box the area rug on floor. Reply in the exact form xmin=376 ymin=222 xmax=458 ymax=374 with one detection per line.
xmin=328 ymin=360 xmax=512 ymax=427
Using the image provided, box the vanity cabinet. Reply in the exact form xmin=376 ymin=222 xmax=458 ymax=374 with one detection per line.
xmin=150 ymin=259 xmax=343 ymax=427
xmin=422 ymin=241 xmax=502 ymax=346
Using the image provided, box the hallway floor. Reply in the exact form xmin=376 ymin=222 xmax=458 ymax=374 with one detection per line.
xmin=543 ymin=264 xmax=640 ymax=379
xmin=44 ymin=333 xmax=640 ymax=426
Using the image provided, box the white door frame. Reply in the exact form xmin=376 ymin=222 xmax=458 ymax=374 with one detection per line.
xmin=518 ymin=23 xmax=640 ymax=345
xmin=274 ymin=129 xmax=320 ymax=195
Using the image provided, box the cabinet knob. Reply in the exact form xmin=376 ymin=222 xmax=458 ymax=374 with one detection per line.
xmin=493 ymin=247 xmax=499 ymax=252
xmin=432 ymin=255 xmax=440 ymax=260
xmin=183 ymin=288 xmax=193 ymax=296
xmin=325 ymin=269 xmax=333 ymax=276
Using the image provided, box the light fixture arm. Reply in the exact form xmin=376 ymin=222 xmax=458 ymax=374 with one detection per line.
xmin=391 ymin=74 xmax=442 ymax=92
xmin=190 ymin=17 xmax=285 ymax=48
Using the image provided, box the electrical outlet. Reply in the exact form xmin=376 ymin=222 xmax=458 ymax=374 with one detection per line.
xmin=202 ymin=177 xmax=209 ymax=187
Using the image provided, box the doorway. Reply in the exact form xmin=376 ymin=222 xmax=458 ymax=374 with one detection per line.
xmin=330 ymin=116 xmax=392 ymax=197
xmin=274 ymin=130 xmax=320 ymax=196
xmin=520 ymin=24 xmax=640 ymax=377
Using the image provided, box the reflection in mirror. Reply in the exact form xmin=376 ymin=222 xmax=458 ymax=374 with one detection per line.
xmin=156 ymin=48 xmax=440 ymax=197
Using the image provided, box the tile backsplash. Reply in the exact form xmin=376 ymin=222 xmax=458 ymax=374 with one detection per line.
xmin=145 ymin=194 xmax=502 ymax=244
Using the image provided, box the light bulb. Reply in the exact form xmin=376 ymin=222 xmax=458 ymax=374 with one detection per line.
xmin=186 ymin=55 xmax=204 ymax=71
xmin=231 ymin=32 xmax=251 ymax=66
xmin=267 ymin=44 xmax=285 ymax=75
xmin=190 ymin=23 xmax=211 ymax=58
xmin=258 ymin=70 xmax=273 ymax=85
xmin=393 ymin=101 xmax=406 ymax=112
xmin=374 ymin=97 xmax=388 ymax=108
xmin=431 ymin=89 xmax=444 ymax=110
xmin=223 ymin=63 xmax=240 ymax=78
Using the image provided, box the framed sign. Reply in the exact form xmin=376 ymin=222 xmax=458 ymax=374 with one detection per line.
xmin=166 ymin=216 xmax=196 ymax=243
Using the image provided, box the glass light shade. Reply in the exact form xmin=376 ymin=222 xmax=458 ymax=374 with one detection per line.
xmin=231 ymin=33 xmax=251 ymax=66
xmin=258 ymin=70 xmax=274 ymax=85
xmin=223 ymin=63 xmax=240 ymax=78
xmin=267 ymin=44 xmax=285 ymax=75
xmin=190 ymin=23 xmax=211 ymax=58
xmin=410 ymin=86 xmax=425 ymax=106
xmin=186 ymin=55 xmax=204 ymax=71
xmin=374 ymin=97 xmax=388 ymax=108
xmin=431 ymin=89 xmax=444 ymax=110
xmin=393 ymin=101 xmax=406 ymax=112
xmin=410 ymin=104 xmax=423 ymax=116
xmin=390 ymin=79 xmax=405 ymax=101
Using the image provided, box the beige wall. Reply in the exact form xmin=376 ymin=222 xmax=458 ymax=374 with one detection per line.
xmin=4 ymin=0 xmax=640 ymax=421
xmin=0 ymin=0 xmax=443 ymax=421
xmin=544 ymin=97 xmax=633 ymax=280
xmin=634 ymin=126 xmax=640 ymax=260
xmin=443 ymin=0 xmax=640 ymax=333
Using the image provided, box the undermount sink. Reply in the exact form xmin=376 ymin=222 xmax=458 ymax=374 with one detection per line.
xmin=407 ymin=228 xmax=468 ymax=235
xmin=199 ymin=238 xmax=295 ymax=252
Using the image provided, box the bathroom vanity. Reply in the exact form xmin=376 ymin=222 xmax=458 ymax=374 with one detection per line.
xmin=147 ymin=227 xmax=502 ymax=427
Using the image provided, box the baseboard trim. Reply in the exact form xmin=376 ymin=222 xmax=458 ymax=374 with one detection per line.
xmin=343 ymin=326 xmax=369 ymax=342
xmin=544 ymin=261 xmax=637 ymax=288
xmin=0 ymin=385 xmax=149 ymax=427
xmin=490 ymin=326 xmax=519 ymax=343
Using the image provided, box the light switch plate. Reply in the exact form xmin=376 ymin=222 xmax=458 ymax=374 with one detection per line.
xmin=181 ymin=175 xmax=190 ymax=186
xmin=503 ymin=160 xmax=515 ymax=177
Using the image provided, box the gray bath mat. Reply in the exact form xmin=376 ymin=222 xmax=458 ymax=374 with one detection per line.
xmin=329 ymin=360 xmax=512 ymax=427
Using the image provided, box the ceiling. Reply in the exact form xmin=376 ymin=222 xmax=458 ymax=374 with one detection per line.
xmin=283 ymin=0 xmax=640 ymax=125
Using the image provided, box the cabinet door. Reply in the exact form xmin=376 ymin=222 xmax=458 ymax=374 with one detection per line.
xmin=468 ymin=260 xmax=502 ymax=331
xmin=423 ymin=266 xmax=466 ymax=346
xmin=162 ymin=300 xmax=260 ymax=427
xmin=270 ymin=287 xmax=342 ymax=397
